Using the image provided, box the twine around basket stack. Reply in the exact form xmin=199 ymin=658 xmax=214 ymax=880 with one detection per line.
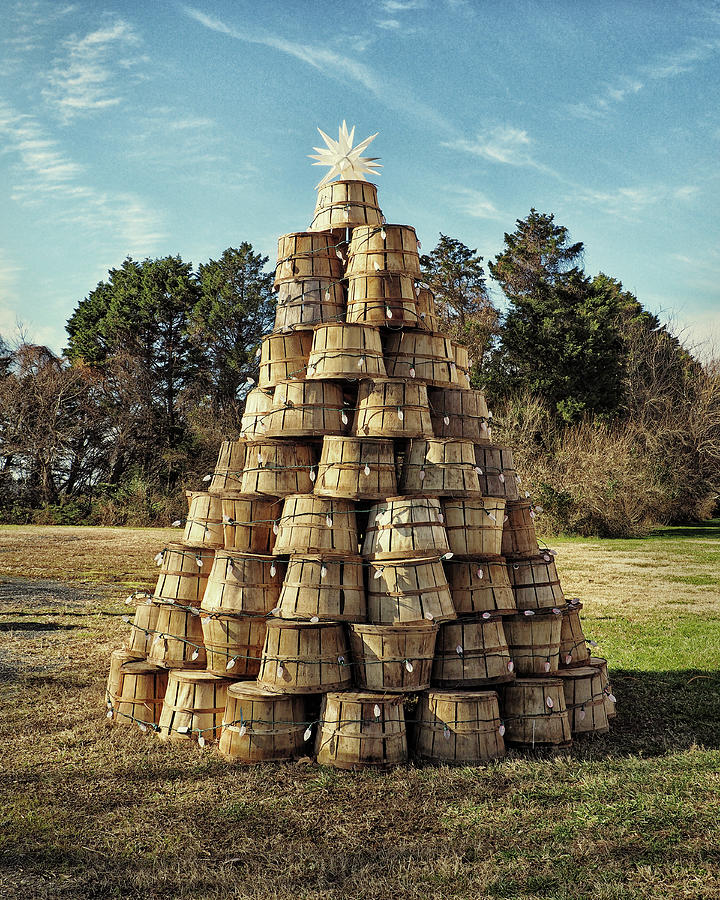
xmin=105 ymin=122 xmax=616 ymax=766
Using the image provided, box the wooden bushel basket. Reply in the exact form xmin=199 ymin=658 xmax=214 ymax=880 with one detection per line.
xmin=507 ymin=554 xmax=565 ymax=611
xmin=452 ymin=342 xmax=472 ymax=387
xmin=274 ymin=278 xmax=345 ymax=331
xmin=274 ymin=232 xmax=344 ymax=285
xmin=560 ymin=609 xmax=591 ymax=667
xmin=158 ymin=670 xmax=231 ymax=743
xmin=504 ymin=612 xmax=562 ymax=675
xmin=415 ymin=287 xmax=440 ymax=332
xmin=473 ymin=445 xmax=520 ymax=501
xmin=147 ymin=605 xmax=206 ymax=669
xmin=106 ymin=649 xmax=146 ymax=708
xmin=346 ymin=224 xmax=421 ymax=277
xmin=209 ymin=440 xmax=247 ymax=494
xmin=315 ymin=692 xmax=407 ymax=770
xmin=428 ymin=388 xmax=492 ymax=443
xmin=432 ymin=616 xmax=514 ymax=687
xmin=260 ymin=379 xmax=346 ymax=437
xmin=413 ymin=690 xmax=505 ymax=764
xmin=239 ymin=439 xmax=317 ymax=497
xmin=354 ymin=379 xmax=433 ymax=439
xmin=348 ymin=623 xmax=437 ymax=692
xmin=383 ymin=332 xmax=457 ymax=387
xmin=202 ymin=551 xmax=284 ymax=615
xmin=219 ymin=681 xmax=307 ymax=763
xmin=240 ymin=388 xmax=274 ymax=438
xmin=362 ymin=497 xmax=449 ymax=559
xmin=314 ymin=436 xmax=397 ymax=500
xmin=309 ymin=180 xmax=383 ymax=232
xmin=277 ymin=555 xmax=366 ymax=622
xmin=441 ymin=498 xmax=506 ymax=557
xmin=273 ymin=495 xmax=358 ymax=557
xmin=153 ymin=543 xmax=212 ymax=607
xmin=201 ymin=552 xmax=283 ymax=675
xmin=345 ymin=272 xmax=419 ymax=327
xmin=258 ymin=331 xmax=313 ymax=389
xmin=106 ymin=659 xmax=168 ymax=728
xmin=444 ymin=558 xmax=517 ymax=617
xmin=306 ymin=323 xmax=386 ymax=379
xmin=125 ymin=601 xmax=161 ymax=655
xmin=221 ymin=495 xmax=278 ymax=554
xmin=183 ymin=492 xmax=225 ymax=550
xmin=367 ymin=557 xmax=456 ymax=624
xmin=501 ymin=678 xmax=572 ymax=747
xmin=502 ymin=501 xmax=540 ymax=557
xmin=258 ymin=620 xmax=352 ymax=694
xmin=589 ymin=656 xmax=617 ymax=719
xmin=400 ymin=438 xmax=481 ymax=497
xmin=555 ymin=666 xmax=609 ymax=734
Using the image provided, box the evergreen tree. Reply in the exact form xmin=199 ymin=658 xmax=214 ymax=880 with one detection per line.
xmin=487 ymin=211 xmax=625 ymax=422
xmin=420 ymin=234 xmax=498 ymax=364
xmin=189 ymin=244 xmax=275 ymax=415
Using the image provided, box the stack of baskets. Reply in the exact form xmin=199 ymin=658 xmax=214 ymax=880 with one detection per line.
xmin=105 ymin=174 xmax=615 ymax=767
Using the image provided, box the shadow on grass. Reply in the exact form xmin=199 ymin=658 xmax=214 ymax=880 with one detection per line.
xmin=578 ymin=668 xmax=720 ymax=757
xmin=645 ymin=518 xmax=720 ymax=540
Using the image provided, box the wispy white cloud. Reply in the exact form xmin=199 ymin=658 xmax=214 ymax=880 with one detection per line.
xmin=448 ymin=187 xmax=504 ymax=220
xmin=566 ymin=182 xmax=699 ymax=219
xmin=182 ymin=6 xmax=453 ymax=133
xmin=0 ymin=1 xmax=78 ymax=75
xmin=0 ymin=101 xmax=165 ymax=250
xmin=377 ymin=18 xmax=402 ymax=30
xmin=443 ymin=125 xmax=561 ymax=179
xmin=380 ymin=0 xmax=425 ymax=11
xmin=569 ymin=38 xmax=720 ymax=120
xmin=42 ymin=18 xmax=145 ymax=123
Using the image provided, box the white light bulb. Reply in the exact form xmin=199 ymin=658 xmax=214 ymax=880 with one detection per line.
xmin=499 ymin=473 xmax=505 ymax=483
xmin=424 ymin=611 xmax=434 ymax=620
xmin=409 ymin=367 xmax=416 ymax=378
xmin=270 ymin=564 xmax=277 ymax=577
xmin=474 ymin=466 xmax=483 ymax=475
xmin=195 ymin=556 xmax=203 ymax=568
xmin=455 ymin=645 xmax=463 ymax=656
xmin=326 ymin=515 xmax=333 ymax=528
xmin=122 ymin=615 xmax=131 ymax=624
xmin=307 ymin=365 xmax=316 ymax=377
xmin=507 ymin=661 xmax=514 ymax=672
xmin=202 ymin=474 xmax=212 ymax=482
xmin=544 ymin=662 xmax=551 ymax=672
xmin=239 ymin=724 xmax=247 ymax=737
xmin=373 ymin=567 xmax=384 ymax=579
xmin=357 ymin=356 xmax=366 ymax=368
xmin=419 ymin=469 xmax=425 ymax=481
xmin=363 ymin=464 xmax=371 ymax=476
xmin=226 ymin=658 xmax=237 ymax=671
xmin=443 ymin=415 xmax=450 ymax=425
xmin=524 ymin=609 xmax=535 ymax=616
xmin=277 ymin=664 xmax=284 ymax=677
xmin=373 ymin=260 xmax=381 ymax=270
xmin=381 ymin=228 xmax=386 ymax=240
xmin=443 ymin=551 xmax=454 ymax=560
xmin=405 ymin=660 xmax=414 ymax=673
xmin=138 ymin=723 xmax=148 ymax=732
xmin=309 ymin=468 xmax=317 ymax=482
xmin=374 ymin=703 xmax=381 ymax=718
xmin=273 ymin=522 xmax=279 ymax=534
xmin=304 ymin=726 xmax=313 ymax=741
xmin=386 ymin=306 xmax=393 ymax=318
xmin=498 ymin=724 xmax=506 ymax=736
xmin=565 ymin=654 xmax=573 ymax=665
xmin=397 ymin=408 xmax=404 ymax=421
xmin=198 ymin=736 xmax=206 ymax=748
xmin=476 ymin=567 xmax=484 ymax=578
xmin=191 ymin=649 xmax=200 ymax=661
xmin=311 ymin=615 xmax=320 ymax=623
xmin=171 ymin=520 xmax=181 ymax=528
xmin=482 ymin=612 xmax=491 ymax=620
xmin=106 ymin=710 xmax=114 ymax=719
xmin=546 ymin=697 xmax=554 ymax=709
xmin=320 ymin=565 xmax=328 ymax=579
xmin=341 ymin=412 xmax=348 ymax=425
xmin=443 ymin=726 xmax=451 ymax=740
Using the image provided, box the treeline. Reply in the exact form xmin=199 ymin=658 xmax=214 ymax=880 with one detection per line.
xmin=1 ymin=211 xmax=718 ymax=535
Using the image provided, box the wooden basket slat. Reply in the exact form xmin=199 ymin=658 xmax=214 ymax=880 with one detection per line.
xmin=239 ymin=439 xmax=317 ymax=497
xmin=315 ymin=436 xmax=397 ymax=499
xmin=219 ymin=681 xmax=308 ymax=762
xmin=306 ymin=323 xmax=386 ymax=379
xmin=444 ymin=558 xmax=517 ymax=616
xmin=429 ymin=388 xmax=491 ymax=442
xmin=158 ymin=671 xmax=231 ymax=742
xmin=400 ymin=438 xmax=482 ymax=496
xmin=432 ymin=617 xmax=513 ymax=686
xmin=501 ymin=678 xmax=572 ymax=746
xmin=362 ymin=497 xmax=449 ymax=559
xmin=277 ymin=554 xmax=366 ymax=622
xmin=353 ymin=379 xmax=433 ymax=439
xmin=309 ymin=181 xmax=383 ymax=232
xmin=473 ymin=445 xmax=520 ymax=500
xmin=315 ymin=692 xmax=407 ymax=769
xmin=273 ymin=495 xmax=358 ymax=556
xmin=257 ymin=620 xmax=352 ymax=693
xmin=366 ymin=557 xmax=456 ymax=624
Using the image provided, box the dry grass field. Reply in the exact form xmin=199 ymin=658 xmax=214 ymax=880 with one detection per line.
xmin=1 ymin=522 xmax=719 ymax=900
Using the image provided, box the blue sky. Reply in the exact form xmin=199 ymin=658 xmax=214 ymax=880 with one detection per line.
xmin=1 ymin=0 xmax=719 ymax=356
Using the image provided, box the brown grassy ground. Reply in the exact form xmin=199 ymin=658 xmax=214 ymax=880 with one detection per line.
xmin=1 ymin=523 xmax=719 ymax=900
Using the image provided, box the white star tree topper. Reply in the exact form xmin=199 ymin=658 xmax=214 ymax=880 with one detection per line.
xmin=309 ymin=121 xmax=382 ymax=190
